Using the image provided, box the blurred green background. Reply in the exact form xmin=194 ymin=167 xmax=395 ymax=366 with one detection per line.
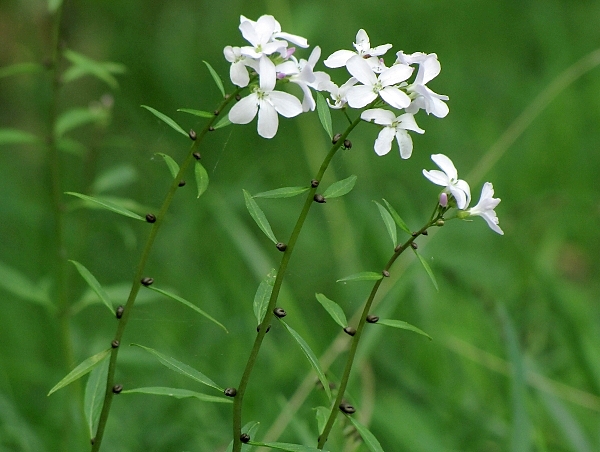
xmin=1 ymin=0 xmax=600 ymax=450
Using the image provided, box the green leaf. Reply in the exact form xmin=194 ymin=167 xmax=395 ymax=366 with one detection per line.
xmin=195 ymin=161 xmax=209 ymax=198
xmin=279 ymin=320 xmax=332 ymax=401
xmin=337 ymin=272 xmax=383 ymax=283
xmin=177 ymin=108 xmax=214 ymax=118
xmin=374 ymin=201 xmax=397 ymax=247
xmin=248 ymin=442 xmax=329 ymax=452
xmin=48 ymin=348 xmax=111 ymax=396
xmin=145 ymin=286 xmax=227 ymax=333
xmin=121 ymin=387 xmax=232 ymax=404
xmin=225 ymin=422 xmax=261 ymax=452
xmin=346 ymin=416 xmax=384 ymax=452
xmin=214 ymin=115 xmax=232 ymax=129
xmin=83 ymin=356 xmax=109 ymax=437
xmin=0 ymin=62 xmax=44 ymax=79
xmin=253 ymin=186 xmax=310 ymax=199
xmin=71 ymin=282 xmax=162 ymax=315
xmin=69 ymin=260 xmax=113 ymax=314
xmin=315 ymin=293 xmax=347 ymax=328
xmin=57 ymin=137 xmax=87 ymax=156
xmin=91 ymin=165 xmax=138 ymax=194
xmin=322 ymin=175 xmax=357 ymax=199
xmin=48 ymin=0 xmax=62 ymax=13
xmin=243 ymin=189 xmax=277 ymax=244
xmin=63 ymin=49 xmax=125 ymax=89
xmin=382 ymin=199 xmax=411 ymax=234
xmin=413 ymin=249 xmax=439 ymax=291
xmin=0 ymin=260 xmax=52 ymax=309
xmin=64 ymin=192 xmax=145 ymax=221
xmin=203 ymin=60 xmax=226 ymax=97
xmin=316 ymin=92 xmax=333 ymax=139
xmin=314 ymin=406 xmax=329 ymax=435
xmin=253 ymin=269 xmax=276 ymax=325
xmin=54 ymin=107 xmax=109 ymax=138
xmin=131 ymin=344 xmax=223 ymax=391
xmin=141 ymin=105 xmax=187 ymax=137
xmin=376 ymin=319 xmax=432 ymax=340
xmin=0 ymin=129 xmax=41 ymax=145
xmin=155 ymin=153 xmax=180 ymax=179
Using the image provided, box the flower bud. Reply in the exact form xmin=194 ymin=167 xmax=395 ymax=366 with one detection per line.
xmin=439 ymin=192 xmax=448 ymax=207
xmin=436 ymin=219 xmax=445 ymax=227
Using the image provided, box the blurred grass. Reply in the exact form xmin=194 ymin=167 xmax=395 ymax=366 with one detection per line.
xmin=1 ymin=0 xmax=600 ymax=450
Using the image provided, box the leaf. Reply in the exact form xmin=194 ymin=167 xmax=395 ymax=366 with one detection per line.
xmin=315 ymin=293 xmax=347 ymax=328
xmin=69 ymin=260 xmax=113 ymax=314
xmin=0 ymin=62 xmax=44 ymax=79
xmin=83 ymin=356 xmax=109 ymax=437
xmin=177 ymin=108 xmax=214 ymax=118
xmin=64 ymin=192 xmax=145 ymax=221
xmin=71 ymin=282 xmax=162 ymax=315
xmin=0 ymin=129 xmax=40 ymax=146
xmin=376 ymin=319 xmax=432 ymax=340
xmin=248 ymin=442 xmax=329 ymax=452
xmin=382 ymin=199 xmax=411 ymax=235
xmin=214 ymin=115 xmax=232 ymax=129
xmin=253 ymin=186 xmax=310 ymax=199
xmin=141 ymin=105 xmax=187 ymax=137
xmin=413 ymin=249 xmax=439 ymax=292
xmin=316 ymin=92 xmax=333 ymax=139
xmin=203 ymin=60 xmax=226 ymax=97
xmin=346 ymin=416 xmax=384 ymax=452
xmin=54 ymin=107 xmax=109 ymax=138
xmin=145 ymin=286 xmax=227 ymax=333
xmin=67 ymin=194 xmax=150 ymax=216
xmin=243 ymin=189 xmax=277 ymax=244
xmin=322 ymin=175 xmax=357 ymax=199
xmin=48 ymin=348 xmax=111 ymax=396
xmin=91 ymin=165 xmax=138 ymax=194
xmin=48 ymin=0 xmax=62 ymax=13
xmin=121 ymin=387 xmax=232 ymax=404
xmin=155 ymin=153 xmax=180 ymax=179
xmin=374 ymin=201 xmax=397 ymax=247
xmin=225 ymin=421 xmax=261 ymax=452
xmin=195 ymin=161 xmax=209 ymax=198
xmin=0 ymin=260 xmax=52 ymax=309
xmin=253 ymin=269 xmax=276 ymax=325
xmin=337 ymin=272 xmax=383 ymax=283
xmin=314 ymin=406 xmax=329 ymax=435
xmin=63 ymin=49 xmax=125 ymax=89
xmin=279 ymin=320 xmax=332 ymax=401
xmin=57 ymin=137 xmax=87 ymax=156
xmin=131 ymin=344 xmax=223 ymax=391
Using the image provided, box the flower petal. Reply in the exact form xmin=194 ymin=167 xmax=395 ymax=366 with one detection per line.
xmin=346 ymin=85 xmax=377 ymax=109
xmin=346 ymin=55 xmax=377 ymax=85
xmin=422 ymin=169 xmax=449 ymax=186
xmin=395 ymin=130 xmax=413 ymax=159
xmin=430 ymin=154 xmax=457 ymax=180
xmin=257 ymin=100 xmax=278 ymax=138
xmin=397 ymin=113 xmax=425 ymax=134
xmin=269 ymin=91 xmax=303 ymax=117
xmin=379 ymin=86 xmax=411 ymax=109
xmin=229 ymin=94 xmax=258 ymax=124
xmin=361 ymin=108 xmax=395 ymax=126
xmin=379 ymin=64 xmax=413 ymax=86
xmin=259 ymin=56 xmax=276 ymax=91
xmin=374 ymin=126 xmax=395 ymax=156
xmin=323 ymin=50 xmax=355 ymax=68
xmin=230 ymin=61 xmax=249 ymax=87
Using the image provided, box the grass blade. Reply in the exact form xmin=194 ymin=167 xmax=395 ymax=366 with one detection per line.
xmin=69 ymin=260 xmax=113 ymax=314
xmin=141 ymin=105 xmax=187 ymax=137
xmin=48 ymin=348 xmax=111 ymax=396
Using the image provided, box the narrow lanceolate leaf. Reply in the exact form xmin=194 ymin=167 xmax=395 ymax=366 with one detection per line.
xmin=243 ymin=189 xmax=277 ymax=244
xmin=0 ymin=128 xmax=40 ymax=145
xmin=314 ymin=406 xmax=330 ymax=435
xmin=225 ymin=421 xmax=261 ymax=452
xmin=155 ymin=153 xmax=180 ymax=179
xmin=377 ymin=319 xmax=432 ymax=340
xmin=48 ymin=348 xmax=111 ymax=396
xmin=253 ymin=269 xmax=276 ymax=325
xmin=92 ymin=165 xmax=138 ymax=194
xmin=0 ymin=260 xmax=52 ymax=309
xmin=316 ymin=92 xmax=333 ymax=139
xmin=0 ymin=62 xmax=44 ymax=79
xmin=69 ymin=260 xmax=113 ymax=314
xmin=203 ymin=60 xmax=226 ymax=97
xmin=131 ymin=344 xmax=223 ymax=391
xmin=121 ymin=387 xmax=232 ymax=404
xmin=54 ymin=107 xmax=109 ymax=138
xmin=374 ymin=201 xmax=397 ymax=247
xmin=279 ymin=320 xmax=332 ymax=401
xmin=248 ymin=442 xmax=329 ymax=452
xmin=413 ymin=249 xmax=439 ymax=292
xmin=213 ymin=115 xmax=232 ymax=129
xmin=337 ymin=272 xmax=383 ymax=283
xmin=141 ymin=105 xmax=187 ymax=137
xmin=83 ymin=356 xmax=109 ymax=437
xmin=346 ymin=417 xmax=384 ymax=452
xmin=177 ymin=108 xmax=214 ymax=118
xmin=65 ymin=192 xmax=145 ymax=221
xmin=322 ymin=175 xmax=357 ymax=199
xmin=146 ymin=286 xmax=227 ymax=333
xmin=315 ymin=293 xmax=347 ymax=328
xmin=63 ymin=50 xmax=125 ymax=89
xmin=383 ymin=198 xmax=411 ymax=234
xmin=195 ymin=161 xmax=209 ymax=198
xmin=253 ymin=186 xmax=310 ymax=199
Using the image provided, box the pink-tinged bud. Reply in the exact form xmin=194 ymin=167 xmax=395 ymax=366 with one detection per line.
xmin=284 ymin=47 xmax=296 ymax=58
xmin=439 ymin=192 xmax=448 ymax=207
xmin=276 ymin=72 xmax=286 ymax=80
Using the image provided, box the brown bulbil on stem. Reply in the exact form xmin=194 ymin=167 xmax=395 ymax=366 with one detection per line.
xmin=115 ymin=305 xmax=124 ymax=319
xmin=140 ymin=277 xmax=154 ymax=286
xmin=145 ymin=213 xmax=156 ymax=223
xmin=344 ymin=326 xmax=356 ymax=336
xmin=311 ymin=179 xmax=319 ymax=188
xmin=224 ymin=387 xmax=237 ymax=397
xmin=276 ymin=242 xmax=287 ymax=252
xmin=273 ymin=307 xmax=287 ymax=318
xmin=112 ymin=384 xmax=123 ymax=394
xmin=339 ymin=402 xmax=356 ymax=414
xmin=332 ymin=133 xmax=342 ymax=144
xmin=382 ymin=270 xmax=390 ymax=277
xmin=178 ymin=180 xmax=186 ymax=187
xmin=111 ymin=340 xmax=120 ymax=348
xmin=411 ymin=242 xmax=418 ymax=250
xmin=240 ymin=433 xmax=250 ymax=443
xmin=193 ymin=152 xmax=202 ymax=160
xmin=313 ymin=194 xmax=326 ymax=203
xmin=366 ymin=315 xmax=379 ymax=323
xmin=189 ymin=129 xmax=197 ymax=140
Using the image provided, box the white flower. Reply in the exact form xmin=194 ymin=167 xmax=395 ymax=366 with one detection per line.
xmin=361 ymin=108 xmax=424 ymax=158
xmin=223 ymin=46 xmax=258 ymax=87
xmin=399 ymin=52 xmax=449 ymax=118
xmin=320 ymin=77 xmax=357 ymax=109
xmin=324 ymin=29 xmax=392 ymax=69
xmin=345 ymin=55 xmax=412 ymax=109
xmin=468 ymin=182 xmax=503 ymax=235
xmin=238 ymin=15 xmax=307 ymax=59
xmin=277 ymin=46 xmax=323 ymax=112
xmin=422 ymin=154 xmax=471 ymax=209
xmin=228 ymin=57 xmax=303 ymax=139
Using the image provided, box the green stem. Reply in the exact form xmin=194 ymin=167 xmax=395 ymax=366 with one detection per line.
xmin=91 ymin=90 xmax=241 ymax=451
xmin=232 ymin=113 xmax=364 ymax=452
xmin=317 ymin=210 xmax=442 ymax=449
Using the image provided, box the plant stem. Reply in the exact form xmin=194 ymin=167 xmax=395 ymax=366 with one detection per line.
xmin=91 ymin=90 xmax=240 ymax=451
xmin=317 ymin=212 xmax=442 ymax=449
xmin=232 ymin=114 xmax=364 ymax=452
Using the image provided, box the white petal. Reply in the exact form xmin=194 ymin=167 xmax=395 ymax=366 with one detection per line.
xmin=379 ymin=64 xmax=413 ymax=86
xmin=346 ymin=85 xmax=377 ymax=108
xmin=257 ymin=101 xmax=278 ymax=138
xmin=228 ymin=95 xmax=258 ymax=124
xmin=453 ymin=179 xmax=471 ymax=209
xmin=395 ymin=130 xmax=413 ymax=159
xmin=323 ymin=50 xmax=355 ymax=68
xmin=262 ymin=40 xmax=288 ymax=55
xmin=422 ymin=169 xmax=449 ymax=186
xmin=374 ymin=127 xmax=395 ymax=156
xmin=255 ymin=15 xmax=279 ymax=43
xmin=230 ymin=62 xmax=250 ymax=87
xmin=431 ymin=154 xmax=457 ymax=180
xmin=239 ymin=20 xmax=259 ymax=46
xmin=259 ymin=56 xmax=276 ymax=91
xmin=420 ymin=55 xmax=441 ymax=85
xmin=269 ymin=91 xmax=303 ymax=117
xmin=308 ymin=46 xmax=321 ymax=67
xmin=397 ymin=113 xmax=425 ymax=134
xmin=275 ymin=31 xmax=309 ymax=48
xmin=354 ymin=29 xmax=370 ymax=52
xmin=379 ymin=86 xmax=411 ymax=109
xmin=370 ymin=43 xmax=393 ymax=56
xmin=346 ymin=55 xmax=377 ymax=85
xmin=223 ymin=46 xmax=237 ymax=63
xmin=360 ymin=108 xmax=395 ymax=126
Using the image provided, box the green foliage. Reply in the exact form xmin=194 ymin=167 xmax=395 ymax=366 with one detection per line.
xmin=141 ymin=105 xmax=187 ymax=136
xmin=0 ymin=128 xmax=40 ymax=145
xmin=195 ymin=161 xmax=209 ymax=198
xmin=374 ymin=201 xmax=397 ymax=248
xmin=155 ymin=152 xmax=180 ymax=179
xmin=412 ymin=249 xmax=439 ymax=292
xmin=253 ymin=186 xmax=310 ymax=199
xmin=177 ymin=108 xmax=214 ymax=118
xmin=316 ymin=92 xmax=333 ymax=139
xmin=243 ymin=189 xmax=278 ymax=244
xmin=346 ymin=416 xmax=384 ymax=452
xmin=63 ymin=49 xmax=125 ymax=89
xmin=248 ymin=442 xmax=329 ymax=451
xmin=382 ymin=199 xmax=411 ymax=235
xmin=315 ymin=293 xmax=347 ymax=328
xmin=203 ymin=60 xmax=226 ymax=97
xmin=121 ymin=387 xmax=232 ymax=403
xmin=48 ymin=349 xmax=111 ymax=396
xmin=253 ymin=269 xmax=276 ymax=325
xmin=84 ymin=358 xmax=109 ymax=437
xmin=0 ymin=62 xmax=44 ymax=78
xmin=64 ymin=192 xmax=145 ymax=220
xmin=376 ymin=319 xmax=432 ymax=340
xmin=54 ymin=107 xmax=109 ymax=138
xmin=69 ymin=260 xmax=114 ymax=314
xmin=337 ymin=272 xmax=383 ymax=283
xmin=322 ymin=175 xmax=357 ymax=199
xmin=0 ymin=260 xmax=52 ymax=310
